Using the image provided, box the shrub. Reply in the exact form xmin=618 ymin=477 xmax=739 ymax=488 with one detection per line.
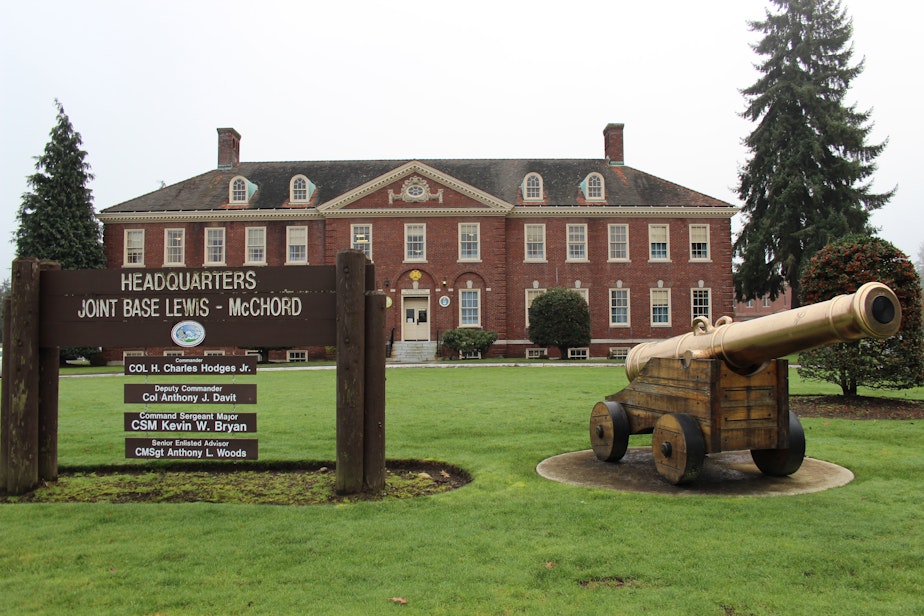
xmin=441 ymin=328 xmax=498 ymax=359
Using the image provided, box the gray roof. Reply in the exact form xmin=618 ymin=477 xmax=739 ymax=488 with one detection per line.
xmin=102 ymin=159 xmax=733 ymax=213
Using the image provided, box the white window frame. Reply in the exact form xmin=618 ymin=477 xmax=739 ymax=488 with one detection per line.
xmin=230 ymin=176 xmax=248 ymax=204
xmin=164 ymin=349 xmax=184 ymax=357
xmin=352 ymin=224 xmax=372 ymax=259
xmin=287 ymin=350 xmax=308 ymax=362
xmin=459 ymin=289 xmax=481 ymax=328
xmin=609 ymin=288 xmax=630 ymax=327
xmin=648 ymin=224 xmax=670 ymax=262
xmin=608 ymin=224 xmax=629 ymax=261
xmin=650 ymin=288 xmax=671 ymax=327
xmin=204 ymin=227 xmax=226 ymax=266
xmin=404 ymin=223 xmax=427 ymax=262
xmin=286 ymin=226 xmax=308 ymax=265
xmin=692 ymin=288 xmax=712 ymax=321
xmin=163 ymin=228 xmax=185 ymax=267
xmin=525 ymin=288 xmax=546 ymax=328
xmin=458 ymin=223 xmax=481 ymax=262
xmin=566 ymin=224 xmax=588 ymax=262
xmin=124 ymin=229 xmax=145 ymax=267
xmin=584 ymin=172 xmax=605 ymax=201
xmin=204 ymin=350 xmax=226 ymax=356
xmin=290 ymin=175 xmax=312 ymax=204
xmin=524 ymin=224 xmax=546 ymax=262
xmin=689 ymin=224 xmax=711 ymax=261
xmin=245 ymin=226 xmax=267 ymax=265
xmin=568 ymin=347 xmax=590 ymax=360
xmin=524 ymin=173 xmax=543 ymax=201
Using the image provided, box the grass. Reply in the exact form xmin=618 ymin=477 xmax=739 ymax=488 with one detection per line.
xmin=1 ymin=364 xmax=923 ymax=614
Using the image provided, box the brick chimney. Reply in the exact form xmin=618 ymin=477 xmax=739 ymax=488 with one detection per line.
xmin=217 ymin=128 xmax=241 ymax=169
xmin=603 ymin=123 xmax=624 ymax=165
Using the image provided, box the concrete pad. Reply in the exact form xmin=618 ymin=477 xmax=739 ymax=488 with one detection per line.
xmin=536 ymin=448 xmax=853 ymax=497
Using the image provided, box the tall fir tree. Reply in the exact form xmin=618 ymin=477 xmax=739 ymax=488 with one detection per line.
xmin=734 ymin=0 xmax=892 ymax=308
xmin=14 ymin=100 xmax=106 ymax=270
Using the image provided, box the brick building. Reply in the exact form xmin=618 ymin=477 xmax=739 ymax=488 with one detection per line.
xmin=98 ymin=124 xmax=738 ymax=362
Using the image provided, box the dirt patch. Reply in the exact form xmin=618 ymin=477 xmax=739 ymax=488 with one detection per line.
xmin=791 ymin=395 xmax=924 ymax=420
xmin=0 ymin=460 xmax=471 ymax=505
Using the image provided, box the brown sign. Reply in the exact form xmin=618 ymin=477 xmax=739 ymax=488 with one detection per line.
xmin=39 ymin=265 xmax=341 ymax=347
xmin=124 ymin=411 xmax=257 ymax=433
xmin=126 ymin=437 xmax=258 ymax=460
xmin=124 ymin=383 xmax=257 ymax=404
xmin=125 ymin=355 xmax=257 ymax=376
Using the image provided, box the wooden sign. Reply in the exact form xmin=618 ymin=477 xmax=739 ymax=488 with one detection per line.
xmin=124 ymin=412 xmax=257 ymax=433
xmin=124 ymin=383 xmax=257 ymax=404
xmin=125 ymin=355 xmax=257 ymax=376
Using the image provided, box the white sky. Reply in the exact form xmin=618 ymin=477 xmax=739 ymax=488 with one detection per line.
xmin=1 ymin=0 xmax=920 ymax=281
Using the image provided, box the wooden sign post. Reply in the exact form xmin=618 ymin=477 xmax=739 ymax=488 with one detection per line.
xmin=0 ymin=251 xmax=385 ymax=496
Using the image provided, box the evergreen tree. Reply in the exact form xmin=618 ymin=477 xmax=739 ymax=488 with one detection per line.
xmin=14 ymin=100 xmax=105 ymax=270
xmin=734 ymin=0 xmax=892 ymax=308
xmin=527 ymin=288 xmax=591 ymax=359
xmin=798 ymin=236 xmax=923 ymax=395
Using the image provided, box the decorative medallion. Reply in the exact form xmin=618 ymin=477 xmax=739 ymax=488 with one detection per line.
xmin=171 ymin=320 xmax=206 ymax=348
xmin=409 ymin=270 xmax=423 ymax=282
xmin=439 ymin=295 xmax=451 ymax=308
xmin=388 ymin=176 xmax=444 ymax=204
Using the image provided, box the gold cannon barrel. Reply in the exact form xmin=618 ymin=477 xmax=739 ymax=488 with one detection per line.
xmin=625 ymin=282 xmax=901 ymax=381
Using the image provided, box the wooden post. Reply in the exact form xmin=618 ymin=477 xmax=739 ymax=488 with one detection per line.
xmin=335 ymin=250 xmax=367 ymax=494
xmin=363 ymin=290 xmax=386 ymax=492
xmin=1 ymin=295 xmax=11 ymax=486
xmin=38 ymin=260 xmax=61 ymax=481
xmin=5 ymin=258 xmax=41 ymax=494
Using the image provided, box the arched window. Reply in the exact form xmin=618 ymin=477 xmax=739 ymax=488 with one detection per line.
xmin=289 ymin=175 xmax=315 ymax=203
xmin=523 ymin=173 xmax=543 ymax=201
xmin=582 ymin=172 xmax=605 ymax=201
xmin=229 ymin=175 xmax=257 ymax=204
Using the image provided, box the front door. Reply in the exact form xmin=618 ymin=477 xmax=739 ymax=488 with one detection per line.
xmin=402 ymin=297 xmax=430 ymax=341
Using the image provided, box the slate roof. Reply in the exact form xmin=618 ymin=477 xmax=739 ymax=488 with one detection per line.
xmin=101 ymin=159 xmax=733 ymax=213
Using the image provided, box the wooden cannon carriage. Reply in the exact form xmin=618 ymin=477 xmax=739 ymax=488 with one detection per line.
xmin=589 ymin=282 xmax=902 ymax=485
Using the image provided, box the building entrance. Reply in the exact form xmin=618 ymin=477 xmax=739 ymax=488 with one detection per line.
xmin=402 ymin=297 xmax=430 ymax=341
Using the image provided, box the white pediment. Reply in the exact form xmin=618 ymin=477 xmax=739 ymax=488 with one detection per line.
xmin=316 ymin=161 xmax=513 ymax=216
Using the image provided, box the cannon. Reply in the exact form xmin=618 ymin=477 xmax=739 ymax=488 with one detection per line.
xmin=589 ymin=282 xmax=901 ymax=484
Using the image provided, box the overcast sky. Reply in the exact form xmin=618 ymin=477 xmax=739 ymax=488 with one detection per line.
xmin=2 ymin=0 xmax=920 ymax=282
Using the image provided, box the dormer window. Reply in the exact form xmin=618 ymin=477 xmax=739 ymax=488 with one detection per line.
xmin=229 ymin=175 xmax=258 ymax=204
xmin=289 ymin=175 xmax=316 ymax=204
xmin=582 ymin=172 xmax=605 ymax=201
xmin=523 ymin=173 xmax=543 ymax=201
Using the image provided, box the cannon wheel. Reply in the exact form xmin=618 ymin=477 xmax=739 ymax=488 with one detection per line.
xmin=590 ymin=401 xmax=630 ymax=462
xmin=652 ymin=413 xmax=705 ymax=485
xmin=751 ymin=411 xmax=806 ymax=476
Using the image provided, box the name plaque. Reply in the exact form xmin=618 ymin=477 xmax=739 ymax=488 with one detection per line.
xmin=125 ymin=355 xmax=257 ymax=376
xmin=126 ymin=437 xmax=258 ymax=460
xmin=124 ymin=411 xmax=257 ymax=433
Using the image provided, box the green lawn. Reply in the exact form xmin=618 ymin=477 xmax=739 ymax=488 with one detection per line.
xmin=1 ymin=365 xmax=922 ymax=615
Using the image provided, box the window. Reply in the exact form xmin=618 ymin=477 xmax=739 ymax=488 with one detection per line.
xmin=404 ymin=223 xmax=426 ymax=262
xmin=204 ymin=350 xmax=225 ymax=356
xmin=568 ymin=347 xmax=589 ymax=360
xmin=690 ymin=224 xmax=710 ymax=260
xmin=567 ymin=224 xmax=588 ymax=261
xmin=525 ymin=288 xmax=546 ymax=327
xmin=609 ymin=288 xmax=630 ymax=327
xmin=286 ymin=226 xmax=308 ymax=264
xmin=245 ymin=227 xmax=266 ymax=264
xmin=460 ymin=289 xmax=481 ymax=327
xmin=164 ymin=350 xmax=184 ymax=357
xmin=459 ymin=223 xmax=480 ymax=261
xmin=525 ymin=224 xmax=546 ymax=261
xmin=287 ymin=350 xmax=307 ymax=362
xmin=649 ymin=224 xmax=669 ymax=261
xmin=524 ymin=173 xmax=543 ymax=201
xmin=230 ymin=177 xmax=248 ymax=203
xmin=290 ymin=175 xmax=314 ymax=203
xmin=164 ymin=229 xmax=185 ymax=266
xmin=583 ymin=173 xmax=605 ymax=200
xmin=124 ymin=229 xmax=144 ymax=266
xmin=692 ymin=288 xmax=711 ymax=321
xmin=608 ymin=224 xmax=629 ymax=261
xmin=651 ymin=288 xmax=671 ymax=326
xmin=763 ymin=296 xmax=772 ymax=307
xmin=205 ymin=228 xmax=226 ymax=265
xmin=352 ymin=224 xmax=372 ymax=259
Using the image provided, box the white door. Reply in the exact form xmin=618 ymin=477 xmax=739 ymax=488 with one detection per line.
xmin=402 ymin=297 xmax=430 ymax=341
